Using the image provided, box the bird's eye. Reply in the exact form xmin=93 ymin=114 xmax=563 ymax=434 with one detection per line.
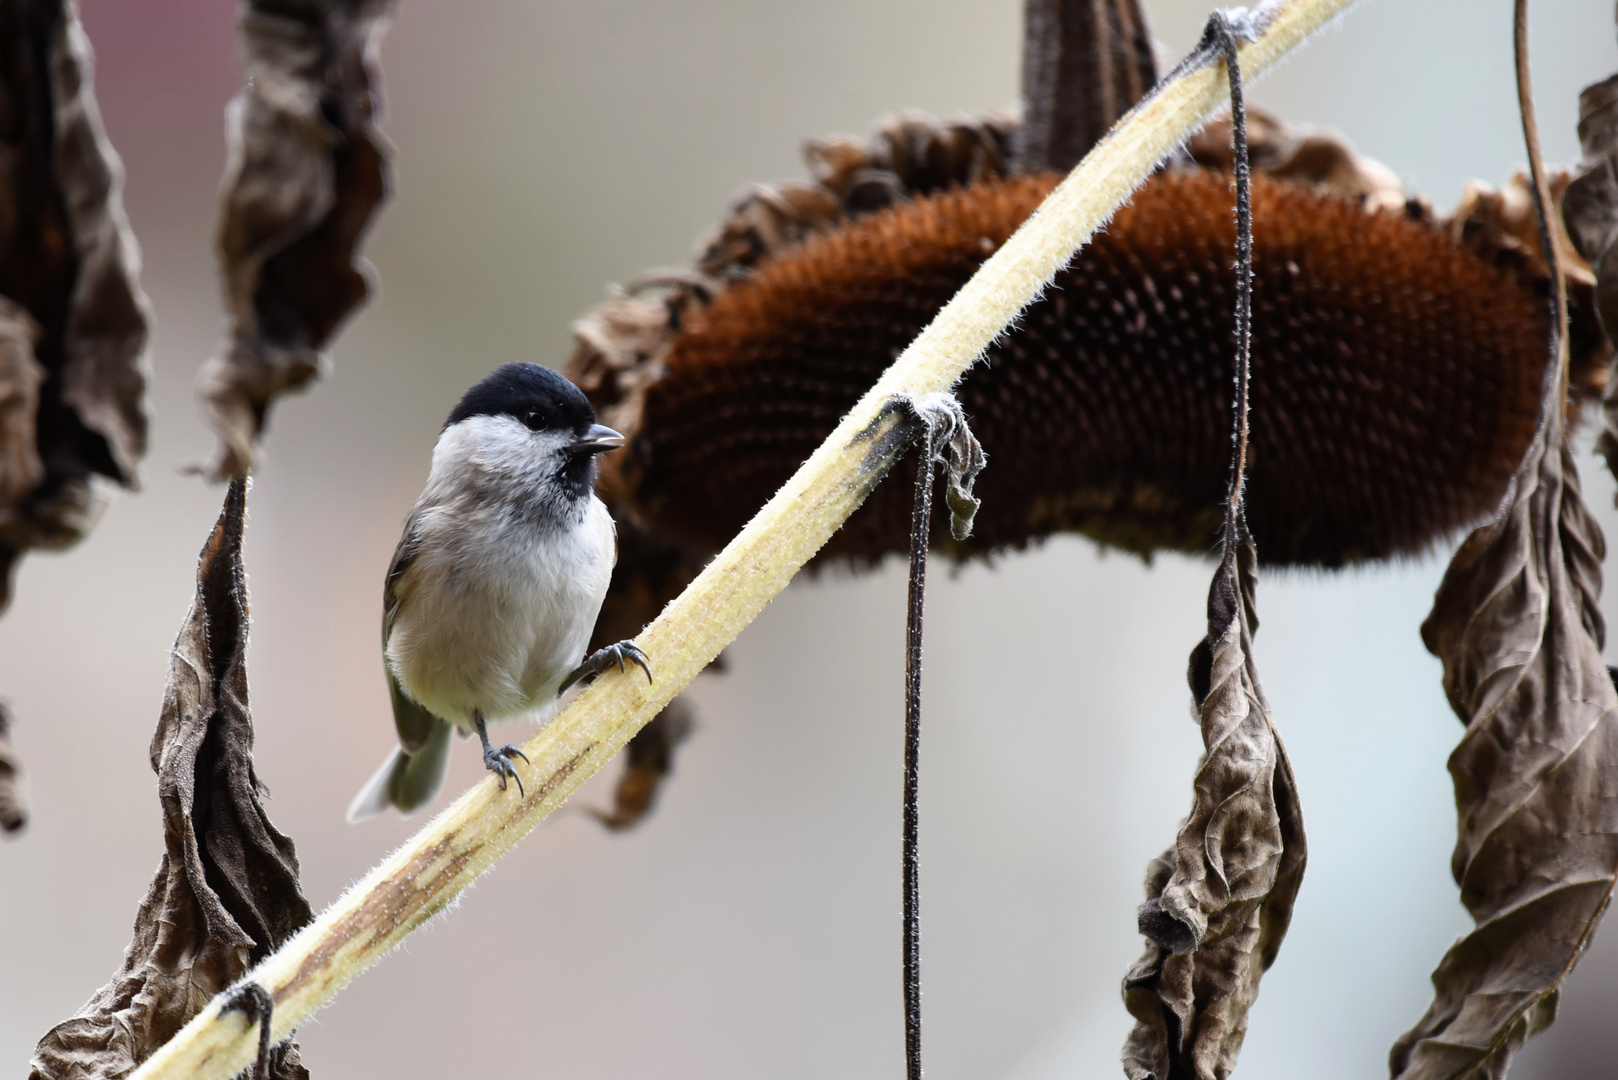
xmin=523 ymin=410 xmax=545 ymax=431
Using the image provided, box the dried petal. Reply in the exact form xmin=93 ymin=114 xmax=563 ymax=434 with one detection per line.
xmin=1448 ymin=172 xmax=1608 ymax=393
xmin=29 ymin=480 xmax=313 ymax=1080
xmin=196 ymin=0 xmax=393 ymax=480
xmin=1186 ymin=108 xmax=1405 ymax=211
xmin=1389 ymin=428 xmax=1618 ymax=1076
xmin=1121 ymin=534 xmax=1306 ymax=1080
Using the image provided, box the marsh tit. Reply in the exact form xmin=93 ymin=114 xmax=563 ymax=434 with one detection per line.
xmin=348 ymin=362 xmax=651 ymax=821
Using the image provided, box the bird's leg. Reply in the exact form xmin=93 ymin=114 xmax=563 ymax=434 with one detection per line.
xmin=559 ymin=641 xmax=653 ymax=695
xmin=475 ymin=712 xmax=528 ymax=797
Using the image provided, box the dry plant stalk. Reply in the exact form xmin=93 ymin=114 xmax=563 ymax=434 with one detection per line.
xmin=1389 ymin=4 xmax=1618 ymax=1074
xmin=196 ymin=0 xmax=394 ymax=480
xmin=30 ymin=480 xmax=314 ymax=1080
xmin=119 ymin=3 xmax=1358 ymax=1078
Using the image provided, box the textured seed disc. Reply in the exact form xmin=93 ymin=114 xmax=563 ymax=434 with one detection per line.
xmin=618 ymin=170 xmax=1552 ymax=567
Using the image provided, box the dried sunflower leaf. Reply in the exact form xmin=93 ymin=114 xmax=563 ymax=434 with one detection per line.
xmin=0 ymin=701 xmax=25 ymax=834
xmin=196 ymin=0 xmax=393 ymax=480
xmin=0 ymin=297 xmax=44 ymax=509
xmin=1015 ymin=0 xmax=1156 ymax=174
xmin=1121 ymin=533 xmax=1307 ymax=1080
xmin=1563 ymin=71 xmax=1618 ymax=495
xmin=29 ymin=479 xmax=313 ymax=1080
xmin=1389 ymin=422 xmax=1618 ymax=1078
xmin=1564 ymin=72 xmax=1618 ymax=339
xmin=0 ymin=0 xmax=150 ymax=610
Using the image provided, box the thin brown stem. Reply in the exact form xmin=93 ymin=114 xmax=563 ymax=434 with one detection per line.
xmin=1514 ymin=0 xmax=1571 ymax=441
xmin=902 ymin=437 xmax=934 ymax=1080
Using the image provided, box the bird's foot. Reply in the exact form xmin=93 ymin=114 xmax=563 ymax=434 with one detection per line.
xmin=482 ymin=743 xmax=529 ymax=796
xmin=560 ymin=640 xmax=653 ymax=694
xmin=474 ymin=713 xmax=529 ymax=797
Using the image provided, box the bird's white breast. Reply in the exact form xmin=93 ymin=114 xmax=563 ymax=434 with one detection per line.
xmin=384 ymin=415 xmax=616 ymax=729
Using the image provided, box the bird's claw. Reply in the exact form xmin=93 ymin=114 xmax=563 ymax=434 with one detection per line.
xmin=560 ymin=640 xmax=654 ymax=694
xmin=483 ymin=744 xmax=529 ymax=797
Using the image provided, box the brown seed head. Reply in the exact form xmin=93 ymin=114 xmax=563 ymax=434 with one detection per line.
xmin=598 ymin=170 xmax=1572 ymax=569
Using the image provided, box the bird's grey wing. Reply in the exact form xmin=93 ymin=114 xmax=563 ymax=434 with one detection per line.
xmin=383 ymin=512 xmax=424 ymax=644
xmin=383 ymin=513 xmax=438 ymax=754
xmin=388 ymin=668 xmax=440 ymax=754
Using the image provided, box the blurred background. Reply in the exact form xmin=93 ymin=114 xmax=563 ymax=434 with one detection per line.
xmin=2 ymin=0 xmax=1617 ymax=1076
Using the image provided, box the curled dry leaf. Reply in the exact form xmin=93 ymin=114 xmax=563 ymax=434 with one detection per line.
xmin=0 ymin=0 xmax=150 ymax=610
xmin=1389 ymin=426 xmax=1618 ymax=1076
xmin=0 ymin=700 xmax=25 ymax=834
xmin=1014 ymin=0 xmax=1156 ymax=174
xmin=1563 ymin=72 xmax=1618 ymax=339
xmin=29 ymin=480 xmax=314 ymax=1080
xmin=196 ymin=0 xmax=393 ymax=480
xmin=1122 ymin=533 xmax=1306 ymax=1080
xmin=1562 ymin=71 xmax=1618 ymax=493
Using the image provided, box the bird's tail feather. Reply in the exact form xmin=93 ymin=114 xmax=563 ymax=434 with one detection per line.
xmin=346 ymin=719 xmax=454 ymax=822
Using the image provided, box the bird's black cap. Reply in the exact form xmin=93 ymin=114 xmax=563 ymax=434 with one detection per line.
xmin=445 ymin=362 xmax=597 ymax=433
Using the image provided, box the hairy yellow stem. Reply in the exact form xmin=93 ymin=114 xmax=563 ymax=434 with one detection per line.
xmin=130 ymin=2 xmax=1355 ymax=1076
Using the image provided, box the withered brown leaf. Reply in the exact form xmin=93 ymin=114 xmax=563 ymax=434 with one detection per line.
xmin=1014 ymin=0 xmax=1156 ymax=174
xmin=1120 ymin=28 xmax=1306 ymax=1075
xmin=196 ymin=0 xmax=393 ymax=480
xmin=1563 ymin=72 xmax=1618 ymax=341
xmin=1121 ymin=532 xmax=1307 ymax=1080
xmin=1388 ymin=426 xmax=1618 ymax=1076
xmin=0 ymin=700 xmax=25 ymax=834
xmin=1562 ymin=70 xmax=1618 ymax=494
xmin=0 ymin=0 xmax=150 ymax=610
xmin=29 ymin=480 xmax=314 ymax=1080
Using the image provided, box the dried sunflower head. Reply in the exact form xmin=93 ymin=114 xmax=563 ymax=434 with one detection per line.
xmin=569 ymin=108 xmax=1609 ymax=652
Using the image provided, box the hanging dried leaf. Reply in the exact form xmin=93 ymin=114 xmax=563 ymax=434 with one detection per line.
xmin=1563 ymin=72 xmax=1618 ymax=340
xmin=1014 ymin=0 xmax=1156 ymax=174
xmin=1388 ymin=433 xmax=1618 ymax=1076
xmin=1121 ymin=533 xmax=1307 ymax=1080
xmin=1391 ymin=8 xmax=1618 ymax=1068
xmin=0 ymin=701 xmax=26 ymax=834
xmin=29 ymin=480 xmax=314 ymax=1080
xmin=196 ymin=0 xmax=394 ymax=480
xmin=1120 ymin=31 xmax=1306 ymax=1073
xmin=0 ymin=297 xmax=44 ymax=510
xmin=1562 ymin=71 xmax=1618 ymax=494
xmin=0 ymin=0 xmax=150 ymax=610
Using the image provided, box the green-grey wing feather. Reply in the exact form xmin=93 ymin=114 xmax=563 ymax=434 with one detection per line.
xmin=383 ymin=514 xmax=438 ymax=752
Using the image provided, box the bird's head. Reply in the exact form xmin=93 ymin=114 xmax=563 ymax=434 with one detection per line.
xmin=439 ymin=362 xmax=624 ymax=508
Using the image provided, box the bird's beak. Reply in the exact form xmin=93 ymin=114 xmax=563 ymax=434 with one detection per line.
xmin=571 ymin=423 xmax=625 ymax=455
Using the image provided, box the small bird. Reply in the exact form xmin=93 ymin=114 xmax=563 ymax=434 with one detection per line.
xmin=348 ymin=362 xmax=651 ymax=821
